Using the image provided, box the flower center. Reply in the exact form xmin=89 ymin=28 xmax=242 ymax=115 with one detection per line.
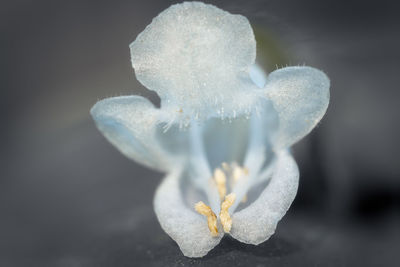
xmin=195 ymin=162 xmax=250 ymax=236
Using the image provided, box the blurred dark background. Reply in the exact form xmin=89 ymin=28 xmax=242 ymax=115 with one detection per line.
xmin=1 ymin=0 xmax=399 ymax=266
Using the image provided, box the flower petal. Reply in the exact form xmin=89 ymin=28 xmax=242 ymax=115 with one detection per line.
xmin=91 ymin=96 xmax=172 ymax=172
xmin=249 ymin=64 xmax=267 ymax=88
xmin=203 ymin=117 xmax=250 ymax=170
xmin=154 ymin=169 xmax=223 ymax=258
xmin=229 ymin=150 xmax=299 ymax=245
xmin=265 ymin=66 xmax=330 ymax=149
xmin=130 ymin=2 xmax=257 ymax=119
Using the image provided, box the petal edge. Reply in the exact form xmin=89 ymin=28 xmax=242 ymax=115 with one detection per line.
xmin=91 ymin=95 xmax=170 ymax=172
xmin=230 ymin=150 xmax=299 ymax=244
xmin=154 ymin=170 xmax=223 ymax=257
xmin=265 ymin=66 xmax=330 ymax=149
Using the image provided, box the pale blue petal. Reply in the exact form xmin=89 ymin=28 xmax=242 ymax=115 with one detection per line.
xmin=91 ymin=96 xmax=172 ymax=172
xmin=130 ymin=2 xmax=257 ymax=120
xmin=155 ymin=122 xmax=191 ymax=158
xmin=265 ymin=66 xmax=330 ymax=149
xmin=230 ymin=150 xmax=299 ymax=244
xmin=249 ymin=64 xmax=267 ymax=88
xmin=154 ymin=169 xmax=223 ymax=257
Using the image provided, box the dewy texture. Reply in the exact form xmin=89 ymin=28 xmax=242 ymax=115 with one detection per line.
xmin=91 ymin=1 xmax=330 ymax=258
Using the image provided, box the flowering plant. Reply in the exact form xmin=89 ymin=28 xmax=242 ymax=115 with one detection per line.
xmin=91 ymin=2 xmax=329 ymax=257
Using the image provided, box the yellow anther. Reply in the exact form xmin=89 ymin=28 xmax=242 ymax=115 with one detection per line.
xmin=232 ymin=166 xmax=243 ymax=182
xmin=221 ymin=162 xmax=230 ymax=172
xmin=195 ymin=201 xmax=219 ymax=237
xmin=243 ymin=167 xmax=249 ymax=176
xmin=214 ymin=168 xmax=227 ymax=200
xmin=219 ymin=193 xmax=236 ymax=233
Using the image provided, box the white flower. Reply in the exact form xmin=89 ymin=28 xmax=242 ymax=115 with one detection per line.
xmin=91 ymin=1 xmax=330 ymax=258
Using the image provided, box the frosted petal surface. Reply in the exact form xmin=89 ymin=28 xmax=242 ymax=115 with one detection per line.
xmin=130 ymin=2 xmax=257 ymax=118
xmin=230 ymin=150 xmax=299 ymax=244
xmin=154 ymin=170 xmax=223 ymax=258
xmin=249 ymin=64 xmax=267 ymax=88
xmin=91 ymin=96 xmax=172 ymax=172
xmin=265 ymin=66 xmax=330 ymax=149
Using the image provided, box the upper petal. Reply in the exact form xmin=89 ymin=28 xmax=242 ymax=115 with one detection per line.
xmin=130 ymin=2 xmax=257 ymax=120
xmin=265 ymin=66 xmax=330 ymax=149
xmin=229 ymin=150 xmax=299 ymax=244
xmin=154 ymin=169 xmax=222 ymax=258
xmin=91 ymin=95 xmax=173 ymax=172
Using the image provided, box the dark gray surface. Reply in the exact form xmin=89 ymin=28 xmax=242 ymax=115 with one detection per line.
xmin=2 ymin=0 xmax=400 ymax=266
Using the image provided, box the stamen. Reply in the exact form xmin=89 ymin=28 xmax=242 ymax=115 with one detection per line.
xmin=219 ymin=193 xmax=236 ymax=233
xmin=231 ymin=165 xmax=249 ymax=203
xmin=214 ymin=168 xmax=227 ymax=200
xmin=195 ymin=201 xmax=219 ymax=237
xmin=221 ymin=162 xmax=230 ymax=172
xmin=232 ymin=165 xmax=243 ymax=182
xmin=243 ymin=167 xmax=249 ymax=176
